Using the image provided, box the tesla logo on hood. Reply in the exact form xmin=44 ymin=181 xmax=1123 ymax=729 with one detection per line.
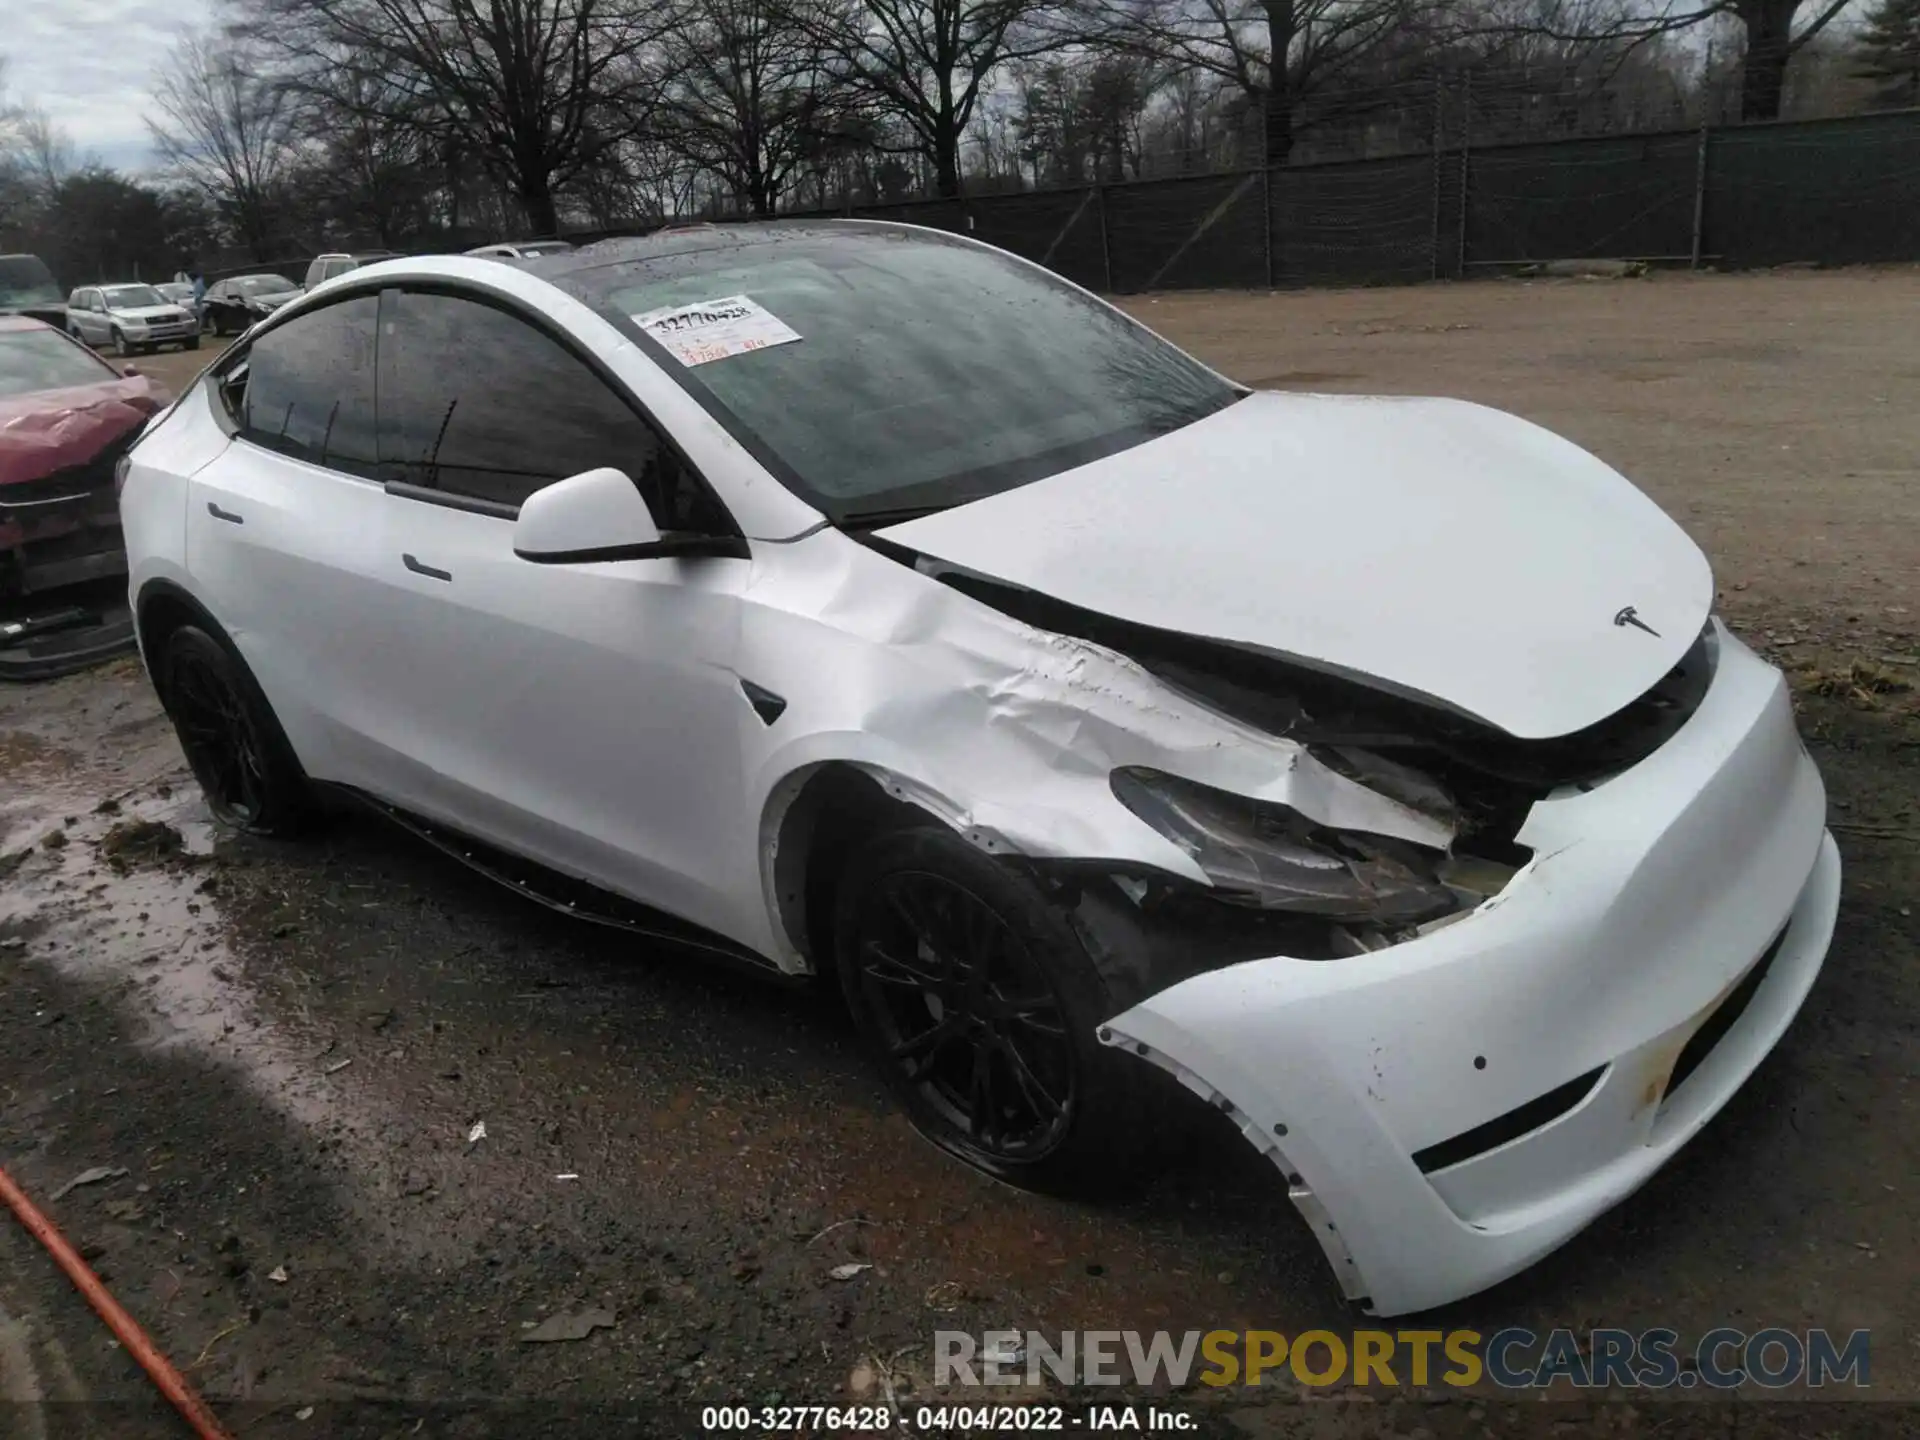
xmin=1613 ymin=605 xmax=1661 ymax=637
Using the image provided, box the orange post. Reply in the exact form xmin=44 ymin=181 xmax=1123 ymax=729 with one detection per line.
xmin=0 ymin=1163 xmax=234 ymax=1440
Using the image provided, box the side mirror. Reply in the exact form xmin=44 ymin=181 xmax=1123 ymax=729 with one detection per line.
xmin=121 ymin=364 xmax=141 ymax=377
xmin=512 ymin=467 xmax=746 ymax=564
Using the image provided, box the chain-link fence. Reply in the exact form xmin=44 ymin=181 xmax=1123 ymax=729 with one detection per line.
xmin=762 ymin=107 xmax=1920 ymax=293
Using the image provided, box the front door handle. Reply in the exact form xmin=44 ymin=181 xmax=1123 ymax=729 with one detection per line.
xmin=402 ymin=553 xmax=452 ymax=582
xmin=207 ymin=502 xmax=244 ymax=525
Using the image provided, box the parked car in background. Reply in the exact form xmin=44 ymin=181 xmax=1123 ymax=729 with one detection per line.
xmin=202 ymin=274 xmax=304 ymax=336
xmin=0 ymin=317 xmax=166 ymax=677
xmin=0 ymin=254 xmax=68 ymax=329
xmin=304 ymin=251 xmax=403 ymax=288
xmin=66 ymin=284 xmax=200 ymax=356
xmin=464 ymin=240 xmax=575 ymax=260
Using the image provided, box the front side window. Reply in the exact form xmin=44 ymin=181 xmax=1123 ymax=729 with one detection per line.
xmin=240 ymin=295 xmax=378 ymax=477
xmin=375 ymin=289 xmax=719 ymax=528
xmin=0 ymin=329 xmax=118 ymax=396
xmin=561 ymin=228 xmax=1240 ymax=523
xmin=0 ymin=256 xmax=62 ymax=308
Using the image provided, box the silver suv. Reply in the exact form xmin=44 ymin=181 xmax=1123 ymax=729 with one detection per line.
xmin=303 ymin=250 xmax=402 ymax=288
xmin=66 ymin=283 xmax=200 ymax=356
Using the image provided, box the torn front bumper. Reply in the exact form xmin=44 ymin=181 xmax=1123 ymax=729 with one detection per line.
xmin=1101 ymin=622 xmax=1838 ymax=1316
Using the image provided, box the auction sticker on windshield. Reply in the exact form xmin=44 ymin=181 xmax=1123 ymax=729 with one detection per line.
xmin=632 ymin=294 xmax=800 ymax=366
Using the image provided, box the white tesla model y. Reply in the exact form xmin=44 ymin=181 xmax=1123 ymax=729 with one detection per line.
xmin=119 ymin=223 xmax=1839 ymax=1315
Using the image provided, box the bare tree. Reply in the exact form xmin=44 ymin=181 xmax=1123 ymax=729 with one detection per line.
xmin=250 ymin=0 xmax=680 ymax=235
xmin=281 ymin=64 xmax=439 ymax=246
xmin=796 ymin=0 xmax=1073 ymax=197
xmin=1726 ymin=0 xmax=1855 ymax=117
xmin=1476 ymin=0 xmax=1859 ymax=123
xmin=1011 ymin=53 xmax=1157 ymax=183
xmin=149 ymin=33 xmax=297 ymax=259
xmin=14 ymin=109 xmax=74 ymax=199
xmin=1091 ymin=0 xmax=1439 ymax=165
xmin=660 ymin=0 xmax=860 ymax=215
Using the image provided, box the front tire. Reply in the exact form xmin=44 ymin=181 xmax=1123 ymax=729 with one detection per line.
xmin=186 ymin=334 xmax=202 ymax=351
xmin=835 ymin=825 xmax=1149 ymax=1192
xmin=111 ymin=328 xmax=132 ymax=358
xmin=158 ymin=625 xmax=312 ymax=835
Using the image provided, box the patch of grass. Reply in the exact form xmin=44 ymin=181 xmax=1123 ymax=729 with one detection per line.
xmin=98 ymin=819 xmax=184 ymax=866
xmin=1798 ymin=658 xmax=1914 ymax=708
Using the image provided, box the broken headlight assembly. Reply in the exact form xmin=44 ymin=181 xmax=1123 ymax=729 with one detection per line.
xmin=1110 ymin=766 xmax=1460 ymax=924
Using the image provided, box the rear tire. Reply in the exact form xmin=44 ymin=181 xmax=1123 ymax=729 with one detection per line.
xmin=834 ymin=825 xmax=1151 ymax=1193
xmin=158 ymin=624 xmax=313 ymax=836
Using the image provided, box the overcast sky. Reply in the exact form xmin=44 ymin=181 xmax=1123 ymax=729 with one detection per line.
xmin=7 ymin=0 xmax=212 ymax=174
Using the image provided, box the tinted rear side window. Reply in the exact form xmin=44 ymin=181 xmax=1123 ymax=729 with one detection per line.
xmin=240 ymin=295 xmax=379 ymax=477
xmin=375 ymin=288 xmax=722 ymax=527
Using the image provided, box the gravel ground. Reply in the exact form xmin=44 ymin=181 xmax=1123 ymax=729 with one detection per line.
xmin=2 ymin=269 xmax=1916 ymax=1437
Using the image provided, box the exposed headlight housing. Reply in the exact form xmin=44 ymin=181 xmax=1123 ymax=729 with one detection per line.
xmin=1111 ymin=766 xmax=1459 ymax=923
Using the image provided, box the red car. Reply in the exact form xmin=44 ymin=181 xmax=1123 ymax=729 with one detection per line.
xmin=0 ymin=317 xmax=169 ymax=678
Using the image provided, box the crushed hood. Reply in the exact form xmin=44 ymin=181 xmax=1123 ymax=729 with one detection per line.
xmin=0 ymin=378 xmax=162 ymax=487
xmin=877 ymin=391 xmax=1714 ymax=740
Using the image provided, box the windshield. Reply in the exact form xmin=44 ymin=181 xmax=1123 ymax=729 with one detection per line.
xmin=563 ymin=228 xmax=1238 ymax=521
xmin=238 ymin=275 xmax=296 ymax=295
xmin=522 ymin=241 xmax=573 ymax=255
xmin=0 ymin=329 xmax=116 ymax=397
xmin=103 ymin=285 xmax=167 ymax=309
xmin=0 ymin=256 xmax=63 ymax=308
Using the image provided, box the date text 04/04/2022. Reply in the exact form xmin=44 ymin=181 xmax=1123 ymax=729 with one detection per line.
xmin=698 ymin=1404 xmax=1195 ymax=1431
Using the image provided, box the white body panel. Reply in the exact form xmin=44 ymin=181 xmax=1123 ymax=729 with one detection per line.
xmin=118 ymin=241 xmax=1837 ymax=1316
xmin=349 ymin=499 xmax=755 ymax=934
xmin=1103 ymin=628 xmax=1837 ymax=1314
xmin=880 ymin=391 xmax=1714 ymax=739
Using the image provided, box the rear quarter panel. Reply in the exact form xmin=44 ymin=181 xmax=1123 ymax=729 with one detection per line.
xmin=123 ymin=379 xmax=232 ymax=659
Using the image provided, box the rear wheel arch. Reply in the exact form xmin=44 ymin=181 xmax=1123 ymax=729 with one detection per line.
xmin=136 ymin=581 xmax=314 ymax=833
xmin=135 ymin=580 xmax=226 ymax=676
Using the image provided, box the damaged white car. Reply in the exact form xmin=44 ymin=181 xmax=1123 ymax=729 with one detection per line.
xmin=119 ymin=223 xmax=1839 ymax=1315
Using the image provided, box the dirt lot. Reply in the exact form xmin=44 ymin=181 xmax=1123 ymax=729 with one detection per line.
xmin=2 ymin=270 xmax=1916 ymax=1437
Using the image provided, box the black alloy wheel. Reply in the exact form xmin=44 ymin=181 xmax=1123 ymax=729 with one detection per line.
xmin=168 ymin=645 xmax=267 ymax=823
xmin=836 ymin=825 xmax=1154 ymax=1190
xmin=854 ymin=869 xmax=1077 ymax=1162
xmin=160 ymin=625 xmax=311 ymax=834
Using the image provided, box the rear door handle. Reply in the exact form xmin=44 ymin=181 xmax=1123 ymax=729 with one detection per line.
xmin=402 ymin=553 xmax=452 ymax=582
xmin=207 ymin=502 xmax=243 ymax=524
